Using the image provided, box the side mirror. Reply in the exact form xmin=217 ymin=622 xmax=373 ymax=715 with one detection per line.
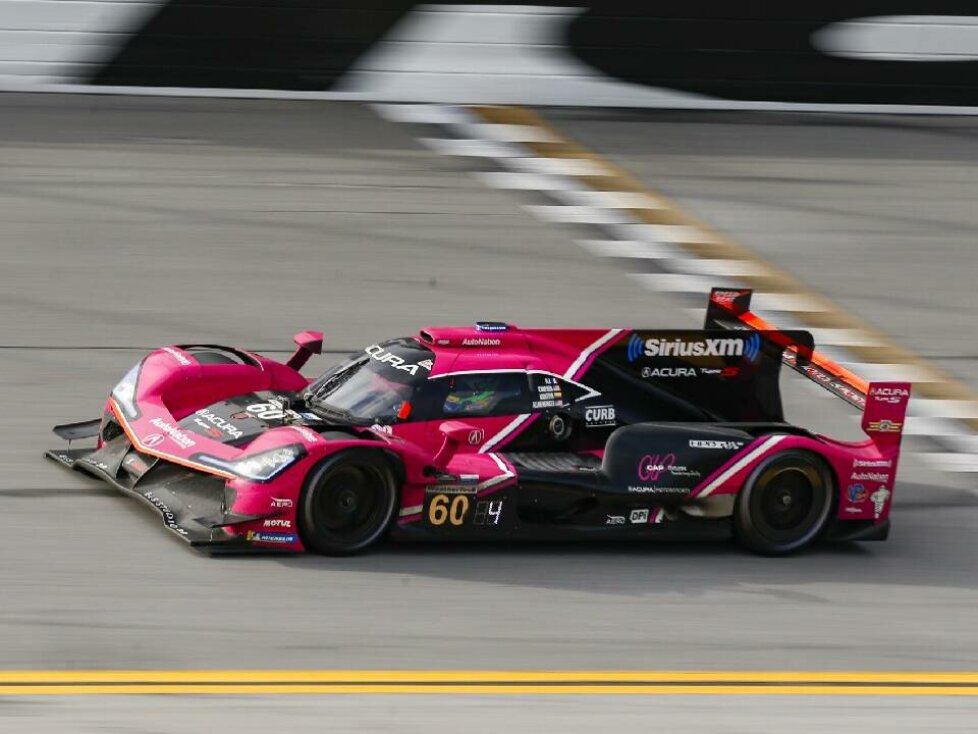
xmin=432 ymin=421 xmax=485 ymax=470
xmin=286 ymin=330 xmax=324 ymax=371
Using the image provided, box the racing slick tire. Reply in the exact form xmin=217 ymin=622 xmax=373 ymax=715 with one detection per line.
xmin=733 ymin=449 xmax=834 ymax=556
xmin=298 ymin=450 xmax=398 ymax=556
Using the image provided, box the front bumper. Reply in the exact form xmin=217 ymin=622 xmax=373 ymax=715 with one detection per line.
xmin=45 ymin=441 xmax=272 ymax=553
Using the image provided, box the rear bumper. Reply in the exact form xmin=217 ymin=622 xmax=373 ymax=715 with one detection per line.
xmin=824 ymin=518 xmax=890 ymax=543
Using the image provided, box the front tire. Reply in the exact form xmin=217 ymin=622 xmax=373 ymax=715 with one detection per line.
xmin=734 ymin=449 xmax=834 ymax=556
xmin=298 ymin=450 xmax=398 ymax=556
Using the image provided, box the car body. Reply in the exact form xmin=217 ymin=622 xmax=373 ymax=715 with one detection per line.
xmin=47 ymin=288 xmax=910 ymax=555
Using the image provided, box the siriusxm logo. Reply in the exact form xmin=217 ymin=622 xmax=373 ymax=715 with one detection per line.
xmin=626 ymin=334 xmax=645 ymax=362
xmin=626 ymin=333 xmax=761 ymax=363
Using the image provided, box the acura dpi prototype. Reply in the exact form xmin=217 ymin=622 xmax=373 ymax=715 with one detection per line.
xmin=47 ymin=289 xmax=910 ymax=556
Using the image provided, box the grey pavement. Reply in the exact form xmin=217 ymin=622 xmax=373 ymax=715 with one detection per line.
xmin=3 ymin=696 xmax=977 ymax=734
xmin=546 ymin=109 xmax=978 ymax=392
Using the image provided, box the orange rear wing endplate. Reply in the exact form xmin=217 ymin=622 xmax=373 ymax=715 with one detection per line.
xmin=704 ymin=288 xmax=868 ymax=411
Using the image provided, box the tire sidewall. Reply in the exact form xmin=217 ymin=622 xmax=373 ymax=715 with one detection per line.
xmin=298 ymin=449 xmax=398 ymax=555
xmin=735 ymin=449 xmax=834 ymax=555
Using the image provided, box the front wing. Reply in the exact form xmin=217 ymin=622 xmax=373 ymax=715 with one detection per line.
xmin=45 ymin=440 xmax=262 ymax=553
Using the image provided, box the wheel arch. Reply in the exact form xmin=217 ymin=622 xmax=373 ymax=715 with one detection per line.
xmin=733 ymin=443 xmax=837 ymax=555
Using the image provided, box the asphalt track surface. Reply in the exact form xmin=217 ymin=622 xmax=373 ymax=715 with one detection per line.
xmin=2 ymin=95 xmax=977 ymax=731
xmin=547 ymin=109 xmax=978 ymax=393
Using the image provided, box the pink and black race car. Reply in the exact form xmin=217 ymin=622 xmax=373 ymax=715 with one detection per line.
xmin=47 ymin=289 xmax=910 ymax=556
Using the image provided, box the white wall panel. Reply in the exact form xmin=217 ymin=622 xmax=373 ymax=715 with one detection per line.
xmin=0 ymin=0 xmax=160 ymax=83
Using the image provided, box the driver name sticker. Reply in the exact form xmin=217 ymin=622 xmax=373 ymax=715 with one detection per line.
xmin=533 ymin=376 xmax=566 ymax=410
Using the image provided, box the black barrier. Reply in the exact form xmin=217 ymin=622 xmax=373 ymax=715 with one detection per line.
xmin=94 ymin=1 xmax=978 ymax=106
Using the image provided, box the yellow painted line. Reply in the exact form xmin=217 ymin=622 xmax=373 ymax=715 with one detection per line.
xmin=470 ymin=105 xmax=978 ymax=432
xmin=2 ymin=671 xmax=978 ymax=696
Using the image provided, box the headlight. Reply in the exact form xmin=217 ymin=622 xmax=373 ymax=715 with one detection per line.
xmin=111 ymin=363 xmax=141 ymax=419
xmin=199 ymin=444 xmax=306 ymax=482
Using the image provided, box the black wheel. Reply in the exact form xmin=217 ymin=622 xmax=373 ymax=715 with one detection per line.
xmin=298 ymin=450 xmax=398 ymax=556
xmin=734 ymin=450 xmax=834 ymax=556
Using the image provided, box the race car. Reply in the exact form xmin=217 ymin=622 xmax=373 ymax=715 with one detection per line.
xmin=46 ymin=288 xmax=910 ymax=556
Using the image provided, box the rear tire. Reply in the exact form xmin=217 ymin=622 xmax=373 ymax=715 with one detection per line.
xmin=734 ymin=449 xmax=833 ymax=556
xmin=298 ymin=450 xmax=398 ymax=556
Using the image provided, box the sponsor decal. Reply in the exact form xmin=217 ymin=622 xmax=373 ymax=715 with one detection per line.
xmin=627 ymin=333 xmax=761 ymax=362
xmin=162 ymin=346 xmax=192 ymax=366
xmin=364 ymin=344 xmax=432 ymax=376
xmin=196 ymin=423 xmax=223 ymax=439
xmin=246 ymin=531 xmax=297 ymax=544
xmin=638 ymin=453 xmax=675 ymax=482
xmin=476 ymin=322 xmax=508 ymax=332
xmin=867 ymin=420 xmax=902 ymax=434
xmin=689 ymin=439 xmax=745 ymax=450
xmin=584 ymin=405 xmax=616 ymax=428
xmin=292 ymin=425 xmax=320 ymax=443
xmin=148 ymin=417 xmax=196 ymax=449
xmin=370 ymin=424 xmax=393 ymax=436
xmin=699 ymin=366 xmax=740 ymax=377
xmin=851 ymin=472 xmax=890 ymax=483
xmin=640 ymin=366 xmax=696 ymax=378
xmin=847 ymin=483 xmax=868 ymax=503
xmin=82 ymin=457 xmax=111 ymax=471
xmin=870 ymin=386 xmax=910 ymax=404
xmin=628 ymin=486 xmax=688 ymax=494
xmin=193 ymin=408 xmax=245 ymax=440
xmin=870 ymin=487 xmax=891 ymax=519
xmin=429 ymin=485 xmax=480 ymax=495
xmin=711 ymin=289 xmax=750 ymax=306
xmin=606 ymin=515 xmax=625 ymax=525
xmin=418 ymin=359 xmax=434 ymax=370
xmin=245 ymin=400 xmax=303 ymax=422
xmin=629 ymin=509 xmax=649 ymax=524
xmin=853 ymin=459 xmax=893 ymax=469
xmin=144 ymin=492 xmax=189 ymax=536
xmin=635 ymin=455 xmax=700 ymax=483
xmin=461 ymin=338 xmax=501 ymax=347
xmin=801 ymin=364 xmax=831 ymax=384
xmin=263 ymin=518 xmax=292 ymax=529
xmin=143 ymin=433 xmax=165 ymax=448
xmin=270 ymin=497 xmax=293 ymax=509
xmin=844 ymin=507 xmax=862 ymax=514
xmin=834 ymin=383 xmax=866 ymax=406
xmin=122 ymin=453 xmax=149 ymax=474
xmin=467 ymin=429 xmax=484 ymax=446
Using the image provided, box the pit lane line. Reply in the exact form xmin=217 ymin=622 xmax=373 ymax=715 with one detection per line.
xmin=3 ymin=671 xmax=978 ymax=696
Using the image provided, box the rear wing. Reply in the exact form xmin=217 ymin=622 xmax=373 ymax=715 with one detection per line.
xmin=704 ymin=287 xmax=870 ymax=410
xmin=704 ymin=289 xmax=911 ymax=446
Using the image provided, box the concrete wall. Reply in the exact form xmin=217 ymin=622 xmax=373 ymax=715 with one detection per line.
xmin=4 ymin=2 xmax=978 ymax=110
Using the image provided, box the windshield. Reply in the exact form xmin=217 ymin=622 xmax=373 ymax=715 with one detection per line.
xmin=304 ymin=340 xmax=435 ymax=423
